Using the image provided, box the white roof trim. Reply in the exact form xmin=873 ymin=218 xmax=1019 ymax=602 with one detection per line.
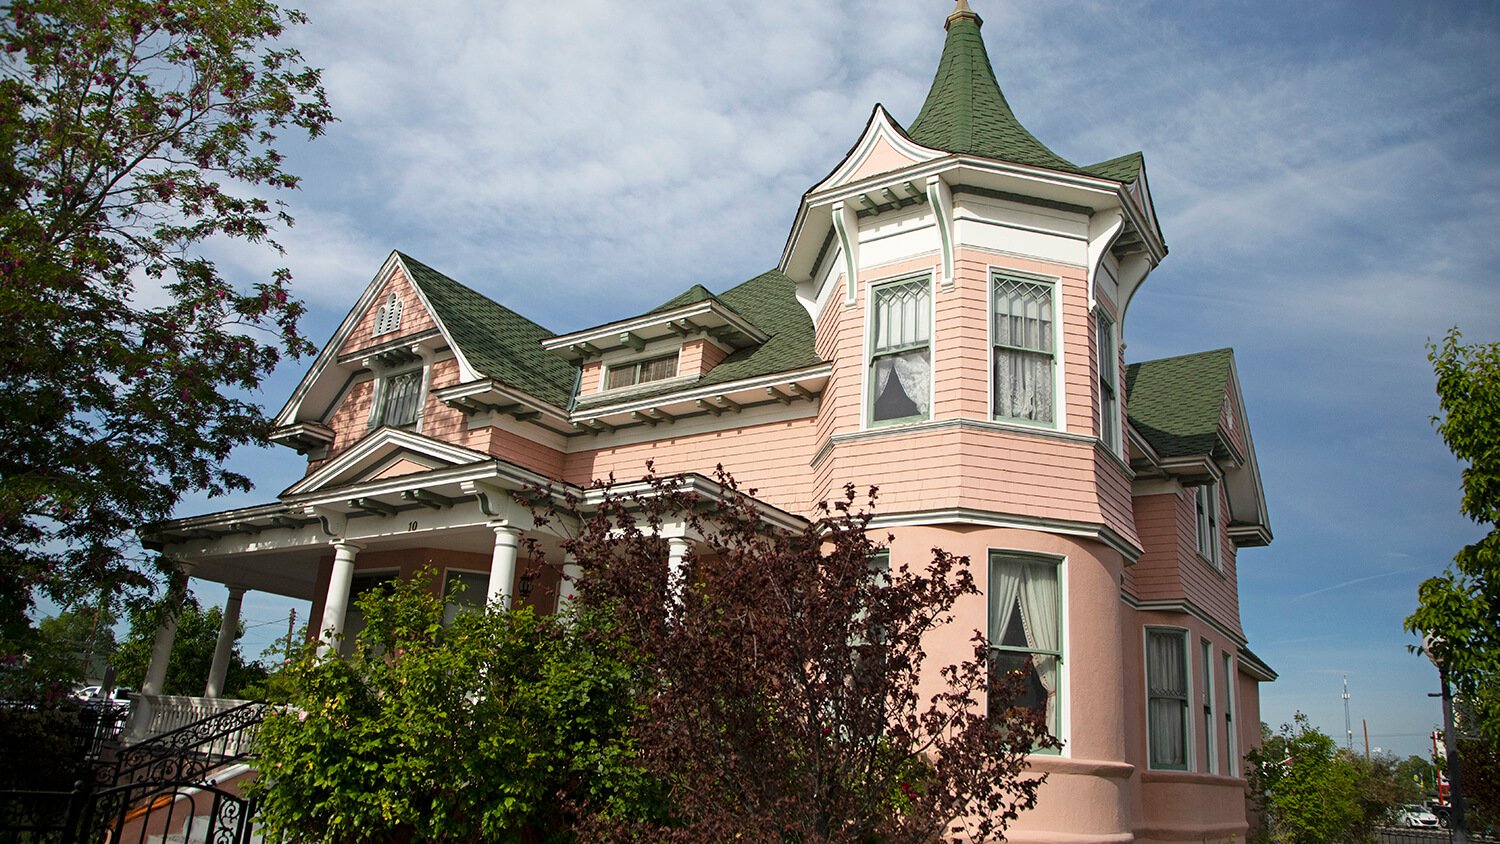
xmin=811 ymin=105 xmax=945 ymax=194
xmin=283 ymin=427 xmax=494 ymax=497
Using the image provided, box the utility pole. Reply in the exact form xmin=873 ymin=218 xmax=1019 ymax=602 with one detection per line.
xmin=284 ymin=608 xmax=296 ymax=665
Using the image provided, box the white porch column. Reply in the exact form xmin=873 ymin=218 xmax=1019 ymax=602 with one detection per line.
xmin=317 ymin=540 xmax=363 ymax=657
xmin=204 ymin=586 xmax=246 ymax=699
xmin=557 ymin=553 xmax=582 ymax=614
xmin=666 ymin=537 xmax=692 ymax=603
xmin=487 ymin=524 xmax=522 ymax=609
xmin=141 ymin=562 xmax=194 ymax=697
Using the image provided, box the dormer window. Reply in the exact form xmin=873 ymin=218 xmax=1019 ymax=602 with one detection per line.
xmin=608 ymin=354 xmax=678 ymax=390
xmin=374 ymin=293 xmax=403 ymax=337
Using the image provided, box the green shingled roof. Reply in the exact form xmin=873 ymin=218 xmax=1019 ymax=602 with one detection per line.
xmin=398 ymin=253 xmax=578 ymax=408
xmin=576 ymin=269 xmax=822 ymax=409
xmin=649 ymin=284 xmax=716 ymax=314
xmin=1083 ymin=151 xmax=1145 ymax=183
xmin=906 ymin=7 xmax=1138 ymax=184
xmin=1124 ymin=348 xmax=1234 ymax=459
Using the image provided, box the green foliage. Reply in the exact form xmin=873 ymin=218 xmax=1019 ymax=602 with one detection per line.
xmin=1406 ymin=329 xmax=1500 ymax=744
xmin=1246 ymin=715 xmax=1406 ymax=844
xmin=1458 ymin=739 xmax=1500 ymax=834
xmin=0 ymin=701 xmax=89 ymax=790
xmin=0 ymin=0 xmax=332 ymax=644
xmin=250 ymin=572 xmax=649 ymax=844
xmin=113 ymin=592 xmax=267 ymax=697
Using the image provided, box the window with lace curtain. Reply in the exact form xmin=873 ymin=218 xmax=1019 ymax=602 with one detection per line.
xmin=988 ymin=552 xmax=1062 ymax=744
xmin=869 ymin=277 xmax=931 ymax=424
xmin=1147 ymin=628 xmax=1190 ymax=770
xmin=993 ymin=275 xmax=1055 ymax=424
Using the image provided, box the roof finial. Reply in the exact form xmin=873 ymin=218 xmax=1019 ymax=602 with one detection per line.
xmin=947 ymin=0 xmax=982 ymax=29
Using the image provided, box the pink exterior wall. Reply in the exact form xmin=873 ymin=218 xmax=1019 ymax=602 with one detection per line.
xmin=678 ymin=337 xmax=728 ymax=380
xmin=339 ymin=266 xmax=438 ymax=359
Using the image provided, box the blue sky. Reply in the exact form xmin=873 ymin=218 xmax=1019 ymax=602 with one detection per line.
xmin=166 ymin=0 xmax=1500 ymax=762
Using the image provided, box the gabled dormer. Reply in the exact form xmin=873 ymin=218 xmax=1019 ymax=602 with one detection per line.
xmin=546 ymin=270 xmax=829 ymax=436
xmin=1125 ymin=348 xmax=1272 ymax=549
xmin=270 ymin=251 xmax=577 ymax=464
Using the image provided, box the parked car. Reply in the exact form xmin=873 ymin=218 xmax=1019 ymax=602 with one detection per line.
xmin=72 ymin=685 xmax=133 ymax=704
xmin=1423 ymin=798 xmax=1452 ymax=828
xmin=1396 ymin=804 xmax=1441 ymax=828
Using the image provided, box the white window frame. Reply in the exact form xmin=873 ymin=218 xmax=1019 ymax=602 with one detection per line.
xmin=1097 ymin=308 xmax=1119 ymax=453
xmin=988 ymin=550 xmax=1068 ymax=753
xmin=1195 ymin=482 xmax=1221 ymax=570
xmin=1223 ymin=651 xmax=1239 ymax=777
xmin=375 ymin=366 xmax=425 ymax=429
xmin=990 ymin=269 xmax=1064 ymax=430
xmin=442 ymin=568 xmax=490 ymax=625
xmin=1145 ymin=626 xmax=1192 ymax=771
xmin=605 ymin=352 xmax=680 ymax=391
xmin=866 ymin=274 xmax=934 ymax=427
xmin=1201 ymin=637 xmax=1217 ymax=774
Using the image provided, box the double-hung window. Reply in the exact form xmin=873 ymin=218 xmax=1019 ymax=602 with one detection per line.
xmin=443 ymin=570 xmax=490 ymax=625
xmin=1195 ymin=483 xmax=1221 ymax=568
xmin=1147 ymin=628 xmax=1189 ymax=770
xmin=1223 ymin=652 xmax=1238 ymax=775
xmin=993 ymin=276 xmax=1055 ymax=424
xmin=608 ymin=354 xmax=678 ymax=390
xmin=989 ymin=553 xmax=1062 ymax=738
xmin=1097 ymin=311 xmax=1118 ymax=451
xmin=379 ymin=369 xmax=423 ymax=428
xmin=1201 ymin=638 xmax=1216 ymax=773
xmin=869 ymin=278 xmax=931 ymax=424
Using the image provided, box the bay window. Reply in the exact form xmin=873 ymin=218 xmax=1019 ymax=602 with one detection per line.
xmin=1147 ymin=628 xmax=1189 ymax=770
xmin=989 ymin=553 xmax=1062 ymax=738
xmin=993 ymin=276 xmax=1055 ymax=424
xmin=869 ymin=278 xmax=931 ymax=424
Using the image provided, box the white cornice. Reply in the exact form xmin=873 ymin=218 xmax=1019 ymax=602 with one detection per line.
xmin=283 ymin=427 xmax=495 ymax=497
xmin=865 ymin=507 xmax=1142 ymax=564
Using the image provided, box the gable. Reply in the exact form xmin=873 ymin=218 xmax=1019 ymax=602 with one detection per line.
xmin=284 ymin=427 xmax=493 ymax=497
xmin=810 ymin=105 xmax=944 ymax=195
xmin=339 ymin=264 xmax=440 ymax=359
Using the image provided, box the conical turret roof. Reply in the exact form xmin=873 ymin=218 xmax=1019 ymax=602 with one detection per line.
xmin=908 ymin=3 xmax=1095 ymax=177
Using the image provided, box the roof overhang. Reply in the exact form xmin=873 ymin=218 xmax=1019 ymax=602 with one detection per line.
xmin=543 ymin=300 xmax=769 ymax=363
xmin=570 ymin=364 xmax=831 ymax=435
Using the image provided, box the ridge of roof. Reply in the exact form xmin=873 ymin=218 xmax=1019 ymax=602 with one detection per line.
xmin=396 ymin=252 xmax=577 ymax=408
xmin=1125 ymin=348 xmax=1234 ymax=459
xmin=649 ymin=284 xmax=717 ymax=314
xmin=907 ymin=6 xmax=1086 ymax=176
xmin=1084 ymin=151 xmax=1145 ymax=183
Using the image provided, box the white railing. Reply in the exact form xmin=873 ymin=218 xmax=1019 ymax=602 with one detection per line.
xmin=121 ymin=694 xmax=255 ymax=746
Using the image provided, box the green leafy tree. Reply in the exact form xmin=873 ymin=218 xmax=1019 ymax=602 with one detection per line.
xmin=250 ymin=573 xmax=651 ymax=844
xmin=113 ymin=592 xmax=267 ymax=697
xmin=1406 ymin=329 xmax=1500 ymax=744
xmin=33 ymin=605 xmax=118 ymax=685
xmin=0 ymin=0 xmax=333 ymax=646
xmin=1247 ymin=715 xmax=1370 ymax=844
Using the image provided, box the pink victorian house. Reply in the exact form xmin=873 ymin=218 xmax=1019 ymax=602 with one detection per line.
xmin=143 ymin=4 xmax=1275 ymax=842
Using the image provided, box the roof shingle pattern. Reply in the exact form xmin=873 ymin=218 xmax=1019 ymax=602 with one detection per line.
xmin=905 ymin=10 xmax=1141 ymax=185
xmin=398 ymin=253 xmax=578 ymax=408
xmin=1124 ymin=348 xmax=1233 ymax=459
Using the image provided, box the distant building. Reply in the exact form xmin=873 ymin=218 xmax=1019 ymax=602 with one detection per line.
xmin=145 ymin=3 xmax=1275 ymax=841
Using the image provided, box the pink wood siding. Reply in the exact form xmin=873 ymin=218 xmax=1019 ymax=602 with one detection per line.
xmin=580 ymin=360 xmax=603 ymax=394
xmin=678 ymin=338 xmax=728 ymax=380
xmin=1126 ymin=489 xmax=1243 ymax=640
xmin=1096 ymin=449 xmax=1139 ymax=549
xmin=1221 ymin=379 xmax=1246 ymax=459
xmin=307 ymin=378 xmax=374 ymax=472
xmin=417 ymin=357 xmax=469 ymax=443
xmin=339 ymin=265 xmax=439 ymax=358
xmin=564 ymin=416 xmax=820 ymax=514
xmin=480 ymin=425 xmax=567 ymax=480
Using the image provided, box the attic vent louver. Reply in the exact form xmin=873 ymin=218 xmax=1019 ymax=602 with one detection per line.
xmin=374 ymin=292 xmax=403 ymax=337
